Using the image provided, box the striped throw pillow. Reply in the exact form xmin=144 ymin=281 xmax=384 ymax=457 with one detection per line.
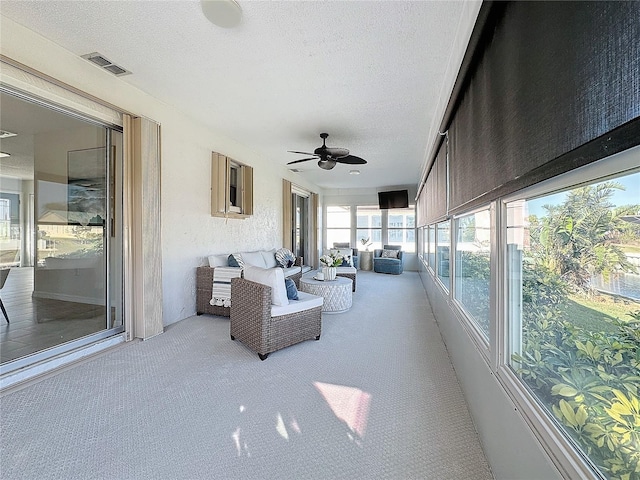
xmin=275 ymin=248 xmax=296 ymax=268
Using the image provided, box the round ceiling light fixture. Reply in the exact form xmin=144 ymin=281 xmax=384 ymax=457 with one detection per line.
xmin=349 ymin=169 xmax=360 ymax=175
xmin=201 ymin=0 xmax=243 ymax=28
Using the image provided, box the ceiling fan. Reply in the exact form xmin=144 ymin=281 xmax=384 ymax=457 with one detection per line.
xmin=287 ymin=133 xmax=367 ymax=170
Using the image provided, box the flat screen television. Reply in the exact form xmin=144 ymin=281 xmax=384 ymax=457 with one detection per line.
xmin=378 ymin=189 xmax=409 ymax=209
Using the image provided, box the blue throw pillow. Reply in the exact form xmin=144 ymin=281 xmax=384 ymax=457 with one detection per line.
xmin=284 ymin=278 xmax=299 ymax=300
xmin=228 ymin=253 xmax=244 ymax=268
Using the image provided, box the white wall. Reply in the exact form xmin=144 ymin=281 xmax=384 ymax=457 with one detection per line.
xmin=419 ymin=264 xmax=561 ymax=480
xmin=0 ymin=15 xmax=322 ymax=326
xmin=323 ymin=184 xmax=417 ymax=206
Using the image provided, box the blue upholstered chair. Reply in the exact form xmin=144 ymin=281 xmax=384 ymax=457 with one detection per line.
xmin=373 ymin=245 xmax=403 ymax=274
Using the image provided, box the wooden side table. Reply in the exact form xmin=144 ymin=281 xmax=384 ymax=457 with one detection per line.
xmin=359 ymin=251 xmax=373 ymax=271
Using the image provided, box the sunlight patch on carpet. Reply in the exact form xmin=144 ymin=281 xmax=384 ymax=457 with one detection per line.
xmin=314 ymin=381 xmax=371 ymax=440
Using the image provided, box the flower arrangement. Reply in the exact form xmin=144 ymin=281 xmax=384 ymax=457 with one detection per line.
xmin=360 ymin=237 xmax=372 ymax=251
xmin=320 ymin=252 xmax=343 ymax=267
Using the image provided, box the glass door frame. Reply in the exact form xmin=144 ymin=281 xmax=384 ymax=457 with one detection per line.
xmin=0 ymin=85 xmax=125 ymax=376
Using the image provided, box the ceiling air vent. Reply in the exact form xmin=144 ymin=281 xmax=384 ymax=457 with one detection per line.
xmin=81 ymin=52 xmax=131 ymax=77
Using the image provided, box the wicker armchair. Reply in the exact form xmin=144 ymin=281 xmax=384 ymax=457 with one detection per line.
xmin=230 ymin=277 xmax=322 ymax=360
xmin=329 ymin=243 xmax=358 ymax=291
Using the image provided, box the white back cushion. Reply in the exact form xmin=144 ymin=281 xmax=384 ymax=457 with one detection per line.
xmin=208 ymin=254 xmax=229 ymax=267
xmin=243 ymin=266 xmax=289 ymax=306
xmin=330 ymin=248 xmax=353 ymax=266
xmin=241 ymin=251 xmax=267 ymax=268
xmin=261 ymin=249 xmax=278 ymax=268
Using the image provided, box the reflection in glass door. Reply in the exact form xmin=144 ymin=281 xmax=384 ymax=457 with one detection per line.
xmin=0 ymin=90 xmax=123 ymax=367
xmin=292 ymin=193 xmax=308 ymax=260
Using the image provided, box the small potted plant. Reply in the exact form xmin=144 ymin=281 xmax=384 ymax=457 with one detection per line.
xmin=360 ymin=237 xmax=372 ymax=251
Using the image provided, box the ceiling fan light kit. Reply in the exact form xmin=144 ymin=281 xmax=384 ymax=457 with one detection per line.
xmin=201 ymin=0 xmax=243 ymax=28
xmin=287 ymin=133 xmax=368 ymax=171
xmin=318 ymin=159 xmax=337 ymax=170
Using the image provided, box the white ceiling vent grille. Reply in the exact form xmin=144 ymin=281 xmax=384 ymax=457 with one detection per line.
xmin=81 ymin=52 xmax=131 ymax=76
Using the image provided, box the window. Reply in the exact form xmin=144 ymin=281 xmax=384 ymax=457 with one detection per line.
xmin=211 ymin=152 xmax=253 ymax=218
xmin=357 ymin=205 xmax=381 ymax=250
xmin=326 ymin=205 xmax=350 ymax=247
xmin=228 ymin=161 xmax=242 ymax=212
xmin=0 ymin=198 xmax=10 ymax=240
xmin=454 ymin=209 xmax=491 ymax=338
xmin=506 ymin=170 xmax=640 ymax=479
xmin=387 ymin=206 xmax=415 ymax=252
xmin=436 ymin=222 xmax=450 ymax=290
xmin=427 ymin=224 xmax=436 ymax=271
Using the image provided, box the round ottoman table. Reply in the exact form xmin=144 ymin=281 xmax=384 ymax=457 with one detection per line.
xmin=299 ymin=275 xmax=353 ymax=313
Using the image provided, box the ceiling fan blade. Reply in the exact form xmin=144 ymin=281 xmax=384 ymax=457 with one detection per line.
xmin=318 ymin=159 xmax=337 ymax=170
xmin=325 ymin=147 xmax=349 ymax=158
xmin=288 ymin=150 xmax=317 ymax=156
xmin=287 ymin=157 xmax=317 ymax=165
xmin=335 ymin=155 xmax=367 ymax=165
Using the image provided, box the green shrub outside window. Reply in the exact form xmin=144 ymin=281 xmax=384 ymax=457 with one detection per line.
xmin=454 ymin=210 xmax=491 ymax=338
xmin=507 ymin=172 xmax=640 ymax=479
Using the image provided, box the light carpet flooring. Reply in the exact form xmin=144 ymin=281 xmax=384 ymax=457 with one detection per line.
xmin=0 ymin=271 xmax=493 ymax=479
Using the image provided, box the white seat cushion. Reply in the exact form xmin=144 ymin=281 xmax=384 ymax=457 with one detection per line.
xmin=271 ymin=291 xmax=323 ymax=317
xmin=243 ymin=266 xmax=289 ymax=306
xmin=282 ymin=266 xmax=302 ymax=278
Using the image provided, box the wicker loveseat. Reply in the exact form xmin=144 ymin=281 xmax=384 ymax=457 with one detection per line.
xmin=196 ymin=249 xmax=311 ymax=317
xmin=230 ymin=266 xmax=323 ymax=360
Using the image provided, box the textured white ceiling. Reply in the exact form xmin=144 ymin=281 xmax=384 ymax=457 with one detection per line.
xmin=0 ymin=0 xmax=480 ymax=190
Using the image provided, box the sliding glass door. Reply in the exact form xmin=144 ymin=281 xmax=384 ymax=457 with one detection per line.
xmin=0 ymin=90 xmax=123 ymax=368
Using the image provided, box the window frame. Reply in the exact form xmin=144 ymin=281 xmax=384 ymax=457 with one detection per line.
xmin=427 ymin=223 xmax=436 ymax=274
xmin=211 ymin=152 xmax=253 ymax=218
xmin=451 ymin=206 xmax=492 ymax=347
xmin=494 ymin=144 xmax=640 ymax=480
xmin=434 ymin=220 xmax=451 ymax=291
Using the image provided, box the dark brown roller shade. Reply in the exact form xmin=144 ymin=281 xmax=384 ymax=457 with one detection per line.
xmin=447 ymin=1 xmax=640 ymax=214
xmin=421 ymin=139 xmax=448 ymax=225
